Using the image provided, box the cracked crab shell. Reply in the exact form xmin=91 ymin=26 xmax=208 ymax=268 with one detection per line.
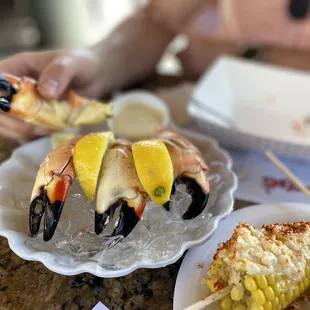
xmin=73 ymin=131 xmax=114 ymax=200
xmin=51 ymin=132 xmax=77 ymax=150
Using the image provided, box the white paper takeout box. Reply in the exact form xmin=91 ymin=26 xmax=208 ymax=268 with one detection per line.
xmin=188 ymin=56 xmax=310 ymax=161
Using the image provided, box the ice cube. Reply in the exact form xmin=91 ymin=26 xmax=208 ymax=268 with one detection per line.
xmin=23 ymin=169 xmax=216 ymax=270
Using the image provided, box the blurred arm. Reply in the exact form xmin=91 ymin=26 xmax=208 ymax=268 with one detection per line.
xmin=91 ymin=0 xmax=207 ymax=93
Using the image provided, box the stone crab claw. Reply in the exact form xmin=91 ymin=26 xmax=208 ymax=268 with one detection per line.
xmin=0 ymin=73 xmax=112 ymax=130
xmin=29 ymin=129 xmax=210 ymax=242
xmin=157 ymin=129 xmax=210 ymax=219
xmin=95 ymin=141 xmax=147 ymax=238
xmin=29 ymin=136 xmax=81 ymax=241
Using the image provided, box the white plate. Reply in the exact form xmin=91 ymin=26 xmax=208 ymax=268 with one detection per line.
xmin=174 ymin=203 xmax=310 ymax=310
xmin=0 ymin=127 xmax=236 ymax=278
xmin=188 ymin=56 xmax=310 ymax=161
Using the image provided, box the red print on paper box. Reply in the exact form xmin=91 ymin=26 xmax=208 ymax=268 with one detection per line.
xmin=262 ymin=176 xmax=310 ymax=194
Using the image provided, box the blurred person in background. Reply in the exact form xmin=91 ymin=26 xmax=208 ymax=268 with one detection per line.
xmin=1 ymin=0 xmax=310 ymax=142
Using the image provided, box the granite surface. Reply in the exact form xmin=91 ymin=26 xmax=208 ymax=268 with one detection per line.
xmin=0 ymin=136 xmax=251 ymax=310
xmin=0 ymin=235 xmax=181 ymax=310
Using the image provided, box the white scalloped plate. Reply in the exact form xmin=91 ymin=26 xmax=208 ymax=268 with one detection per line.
xmin=0 ymin=128 xmax=237 ymax=278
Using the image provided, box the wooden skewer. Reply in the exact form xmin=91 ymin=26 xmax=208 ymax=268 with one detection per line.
xmin=265 ymin=151 xmax=310 ymax=199
xmin=183 ymin=285 xmax=233 ymax=310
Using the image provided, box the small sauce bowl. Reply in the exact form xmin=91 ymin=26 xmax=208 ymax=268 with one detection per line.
xmin=108 ymin=90 xmax=170 ymax=141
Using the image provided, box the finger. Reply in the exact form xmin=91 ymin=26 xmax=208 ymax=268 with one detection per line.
xmin=0 ymin=113 xmax=50 ymax=141
xmin=0 ymin=113 xmax=35 ymax=132
xmin=0 ymin=123 xmax=33 ymax=143
xmin=0 ymin=51 xmax=56 ymax=79
xmin=37 ymin=55 xmax=80 ymax=100
xmin=75 ymin=80 xmax=104 ymax=99
xmin=37 ymin=49 xmax=99 ymax=100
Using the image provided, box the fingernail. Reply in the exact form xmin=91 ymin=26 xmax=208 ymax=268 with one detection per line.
xmin=33 ymin=126 xmax=50 ymax=136
xmin=40 ymin=79 xmax=59 ymax=97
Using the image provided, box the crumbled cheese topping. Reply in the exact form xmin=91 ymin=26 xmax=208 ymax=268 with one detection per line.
xmin=210 ymin=222 xmax=310 ymax=285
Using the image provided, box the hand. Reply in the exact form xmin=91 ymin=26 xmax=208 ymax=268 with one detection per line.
xmin=0 ymin=47 xmax=103 ymax=143
xmin=0 ymin=112 xmax=50 ymax=143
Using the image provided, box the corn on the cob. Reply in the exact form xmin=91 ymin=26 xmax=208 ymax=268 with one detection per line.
xmin=204 ymin=221 xmax=310 ymax=310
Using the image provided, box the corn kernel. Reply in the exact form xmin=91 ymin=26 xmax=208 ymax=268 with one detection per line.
xmin=264 ymin=301 xmax=272 ymax=310
xmin=303 ymin=276 xmax=309 ymax=288
xmin=266 ymin=275 xmax=275 ymax=285
xmin=306 ymin=265 xmax=310 ymax=277
xmin=256 ymin=276 xmax=268 ymax=289
xmin=284 ymin=278 xmax=290 ymax=290
xmin=278 ymin=281 xmax=287 ymax=293
xmin=272 ymin=297 xmax=279 ymax=308
xmin=293 ymin=287 xmax=300 ymax=300
xmin=285 ymin=290 xmax=293 ymax=304
xmin=220 ymin=296 xmax=233 ymax=310
xmin=279 ymin=293 xmax=286 ymax=305
xmin=299 ymin=282 xmax=305 ymax=293
xmin=245 ymin=276 xmax=257 ymax=292
xmin=250 ymin=302 xmax=264 ymax=310
xmin=231 ymin=285 xmax=244 ymax=301
xmin=232 ymin=305 xmax=246 ymax=310
xmin=263 ymin=286 xmax=275 ymax=301
xmin=252 ymin=289 xmax=266 ymax=305
xmin=204 ymin=277 xmax=217 ymax=293
xmin=271 ymin=284 xmax=280 ymax=296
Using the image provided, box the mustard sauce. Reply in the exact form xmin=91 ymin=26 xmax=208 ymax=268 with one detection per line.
xmin=113 ymin=102 xmax=165 ymax=140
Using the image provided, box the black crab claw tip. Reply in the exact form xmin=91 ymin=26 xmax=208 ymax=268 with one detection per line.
xmin=0 ymin=77 xmax=16 ymax=112
xmin=163 ymin=201 xmax=170 ymax=212
xmin=43 ymin=200 xmax=65 ymax=242
xmin=112 ymin=200 xmax=140 ymax=238
xmin=95 ymin=212 xmax=110 ymax=235
xmin=96 ymin=200 xmax=140 ymax=238
xmin=29 ymin=194 xmax=46 ymax=237
xmin=181 ymin=177 xmax=210 ymax=220
xmin=163 ymin=181 xmax=177 ymax=212
xmin=0 ymin=97 xmax=11 ymax=112
xmin=95 ymin=202 xmax=117 ymax=235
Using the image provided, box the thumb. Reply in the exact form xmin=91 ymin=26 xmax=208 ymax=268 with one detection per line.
xmin=37 ymin=55 xmax=78 ymax=99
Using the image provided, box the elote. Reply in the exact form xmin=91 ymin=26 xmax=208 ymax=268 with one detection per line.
xmin=204 ymin=221 xmax=310 ymax=310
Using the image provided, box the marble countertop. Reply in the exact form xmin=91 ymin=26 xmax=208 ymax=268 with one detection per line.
xmin=0 ymin=236 xmax=181 ymax=310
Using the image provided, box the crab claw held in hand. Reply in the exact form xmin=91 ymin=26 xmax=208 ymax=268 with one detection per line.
xmin=157 ymin=129 xmax=210 ymax=219
xmin=95 ymin=141 xmax=147 ymax=238
xmin=0 ymin=73 xmax=112 ymax=131
xmin=29 ymin=137 xmax=81 ymax=241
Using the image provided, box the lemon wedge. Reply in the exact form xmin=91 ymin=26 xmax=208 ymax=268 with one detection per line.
xmin=73 ymin=131 xmax=114 ymax=200
xmin=132 ymin=140 xmax=173 ymax=205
